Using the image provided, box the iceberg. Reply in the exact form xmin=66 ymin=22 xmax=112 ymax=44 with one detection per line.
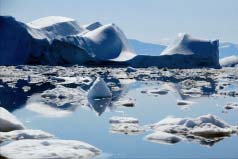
xmin=130 ymin=33 xmax=220 ymax=68
xmin=0 ymin=107 xmax=24 ymax=132
xmin=87 ymin=77 xmax=112 ymax=99
xmin=0 ymin=16 xmax=220 ymax=68
xmin=219 ymin=55 xmax=238 ymax=67
xmin=0 ymin=16 xmax=136 ymax=65
xmin=145 ymin=131 xmax=182 ymax=144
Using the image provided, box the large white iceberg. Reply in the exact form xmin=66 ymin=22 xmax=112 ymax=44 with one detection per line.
xmin=0 ymin=107 xmax=24 ymax=132
xmin=0 ymin=139 xmax=101 ymax=159
xmin=0 ymin=16 xmax=220 ymax=68
xmin=0 ymin=16 xmax=136 ymax=65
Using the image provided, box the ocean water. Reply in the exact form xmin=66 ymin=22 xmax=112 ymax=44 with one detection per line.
xmin=1 ymin=66 xmax=238 ymax=159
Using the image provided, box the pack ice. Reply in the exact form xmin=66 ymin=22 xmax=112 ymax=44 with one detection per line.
xmin=0 ymin=16 xmax=220 ymax=68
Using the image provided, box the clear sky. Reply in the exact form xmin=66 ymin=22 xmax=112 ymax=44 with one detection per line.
xmin=1 ymin=0 xmax=238 ymax=43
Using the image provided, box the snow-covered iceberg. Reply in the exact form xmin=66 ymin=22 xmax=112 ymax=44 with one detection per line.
xmin=0 ymin=107 xmax=24 ymax=132
xmin=0 ymin=16 xmax=136 ymax=65
xmin=0 ymin=16 xmax=220 ymax=68
xmin=219 ymin=55 xmax=238 ymax=67
xmin=129 ymin=33 xmax=220 ymax=68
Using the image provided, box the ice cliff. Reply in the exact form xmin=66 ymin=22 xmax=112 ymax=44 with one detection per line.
xmin=0 ymin=16 xmax=220 ymax=68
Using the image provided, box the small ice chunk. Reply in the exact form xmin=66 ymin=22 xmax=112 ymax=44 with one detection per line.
xmin=224 ymin=102 xmax=238 ymax=110
xmin=0 ymin=139 xmax=101 ymax=159
xmin=110 ymin=123 xmax=145 ymax=135
xmin=125 ymin=67 xmax=137 ymax=73
xmin=114 ymin=98 xmax=135 ymax=107
xmin=0 ymin=129 xmax=54 ymax=142
xmin=148 ymin=89 xmax=169 ymax=95
xmin=145 ymin=131 xmax=182 ymax=144
xmin=109 ymin=116 xmax=139 ymax=124
xmin=177 ymin=100 xmax=195 ymax=106
xmin=0 ymin=107 xmax=24 ymax=132
xmin=87 ymin=77 xmax=112 ymax=99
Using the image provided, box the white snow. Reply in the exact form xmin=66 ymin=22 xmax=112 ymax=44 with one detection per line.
xmin=0 ymin=107 xmax=24 ymax=132
xmin=0 ymin=139 xmax=101 ymax=159
xmin=87 ymin=77 xmax=112 ymax=99
xmin=82 ymin=23 xmax=136 ymax=61
xmin=220 ymin=55 xmax=238 ymax=67
xmin=0 ymin=129 xmax=54 ymax=142
xmin=145 ymin=131 xmax=182 ymax=144
xmin=28 ymin=16 xmax=76 ymax=29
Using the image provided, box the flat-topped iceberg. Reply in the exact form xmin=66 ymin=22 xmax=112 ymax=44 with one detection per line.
xmin=130 ymin=33 xmax=220 ymax=68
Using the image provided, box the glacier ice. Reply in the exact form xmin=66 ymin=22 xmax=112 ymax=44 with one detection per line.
xmin=0 ymin=16 xmax=221 ymax=68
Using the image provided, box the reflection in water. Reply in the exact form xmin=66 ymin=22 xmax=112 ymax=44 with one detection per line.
xmin=0 ymin=66 xmax=237 ymax=150
xmin=88 ymin=98 xmax=112 ymax=116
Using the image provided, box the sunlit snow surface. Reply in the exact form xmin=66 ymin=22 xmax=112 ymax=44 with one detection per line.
xmin=0 ymin=66 xmax=238 ymax=159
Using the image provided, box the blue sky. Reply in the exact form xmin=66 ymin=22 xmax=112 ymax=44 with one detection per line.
xmin=1 ymin=0 xmax=238 ymax=43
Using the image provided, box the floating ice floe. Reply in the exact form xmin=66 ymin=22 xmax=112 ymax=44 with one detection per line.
xmin=147 ymin=89 xmax=169 ymax=95
xmin=145 ymin=131 xmax=182 ymax=144
xmin=146 ymin=114 xmax=237 ymax=146
xmin=110 ymin=123 xmax=145 ymax=135
xmin=220 ymin=55 xmax=238 ymax=67
xmin=176 ymin=100 xmax=195 ymax=106
xmin=109 ymin=116 xmax=139 ymax=124
xmin=109 ymin=116 xmax=144 ymax=135
xmin=0 ymin=107 xmax=24 ymax=132
xmin=40 ymin=85 xmax=86 ymax=107
xmin=0 ymin=129 xmax=54 ymax=142
xmin=87 ymin=77 xmax=112 ymax=99
xmin=0 ymin=139 xmax=101 ymax=159
xmin=113 ymin=98 xmax=135 ymax=107
xmin=224 ymin=102 xmax=238 ymax=110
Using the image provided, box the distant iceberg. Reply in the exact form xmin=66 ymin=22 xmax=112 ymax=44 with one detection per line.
xmin=0 ymin=16 xmax=220 ymax=68
xmin=219 ymin=55 xmax=238 ymax=67
xmin=129 ymin=33 xmax=220 ymax=68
